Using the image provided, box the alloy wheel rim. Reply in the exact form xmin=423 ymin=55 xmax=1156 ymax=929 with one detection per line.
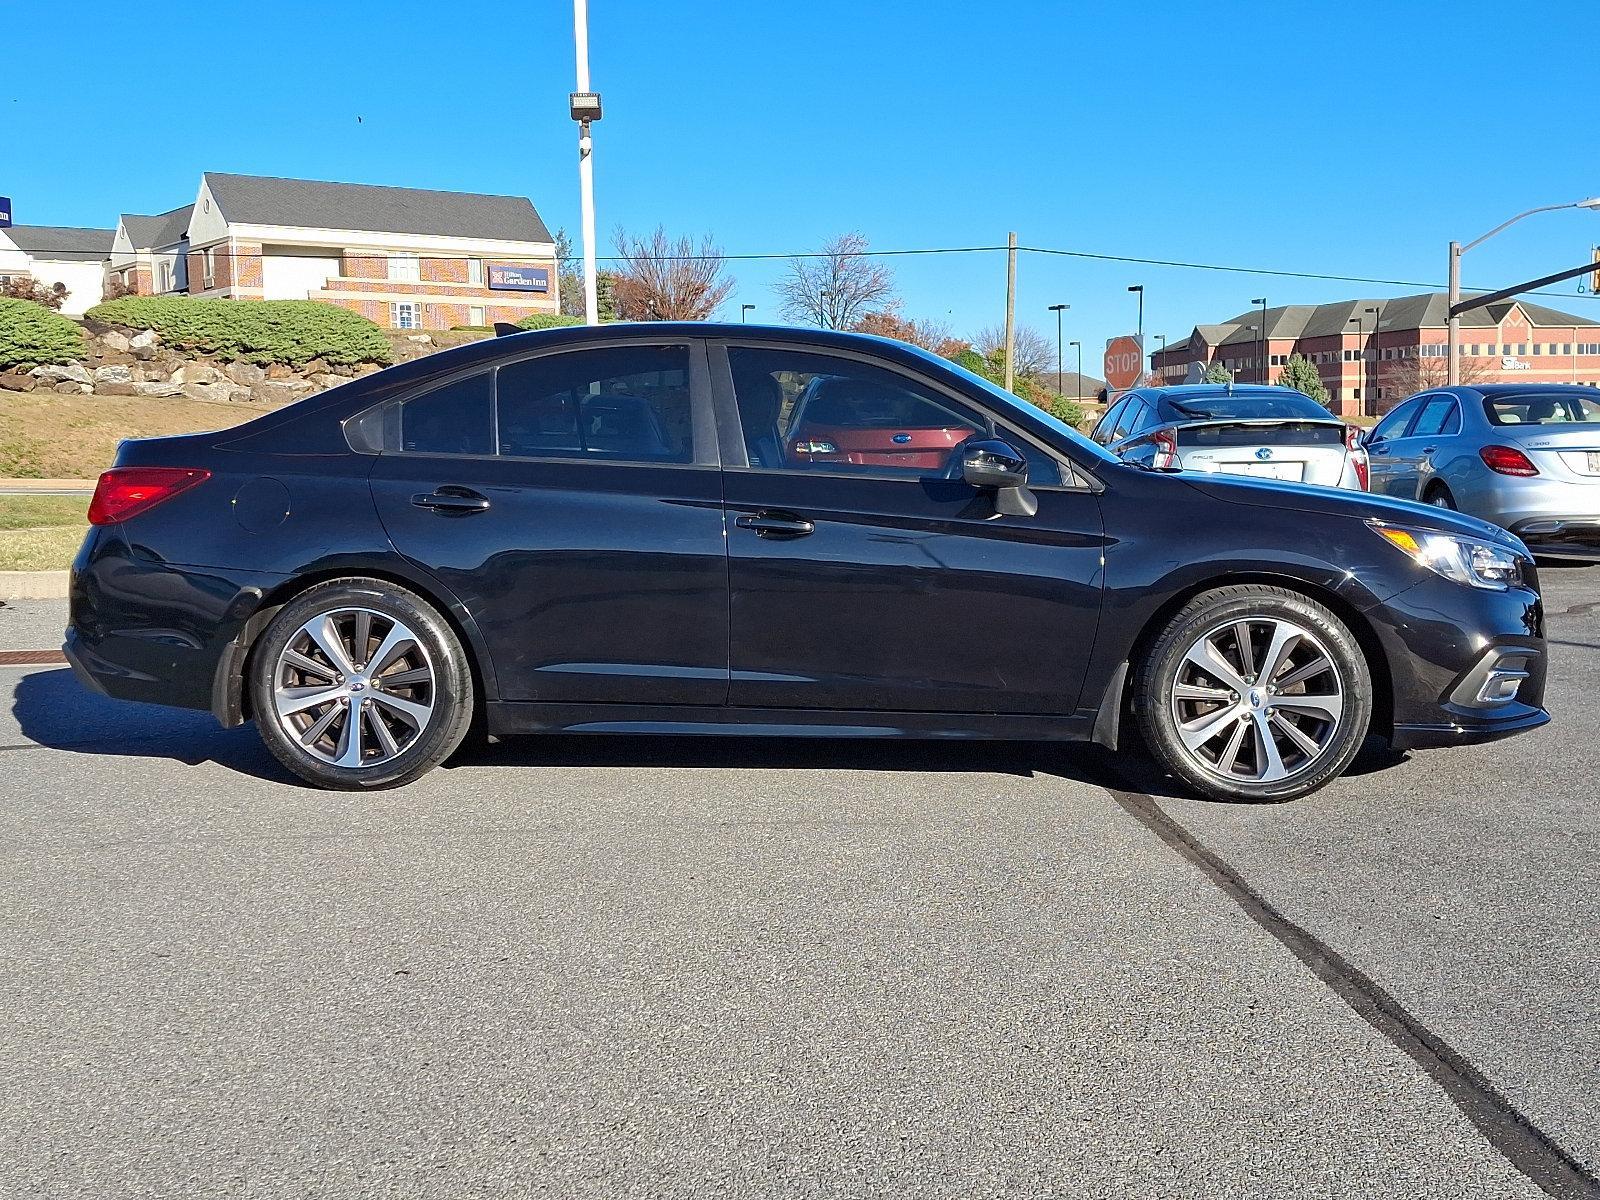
xmin=270 ymin=607 xmax=436 ymax=769
xmin=1169 ymin=617 xmax=1344 ymax=785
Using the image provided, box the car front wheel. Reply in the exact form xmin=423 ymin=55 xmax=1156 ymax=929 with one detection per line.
xmin=1134 ymin=585 xmax=1372 ymax=802
xmin=250 ymin=578 xmax=475 ymax=790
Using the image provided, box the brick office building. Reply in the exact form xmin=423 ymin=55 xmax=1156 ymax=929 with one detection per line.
xmin=1150 ymin=293 xmax=1600 ymax=416
xmin=109 ymin=173 xmax=559 ymax=330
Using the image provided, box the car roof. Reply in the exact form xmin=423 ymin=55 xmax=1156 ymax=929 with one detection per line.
xmin=1456 ymin=382 xmax=1600 ymax=399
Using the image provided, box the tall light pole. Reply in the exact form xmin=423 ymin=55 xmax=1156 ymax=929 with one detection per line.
xmin=1448 ymin=197 xmax=1600 ymax=383
xmin=570 ymin=0 xmax=603 ymax=325
xmin=1048 ymin=303 xmax=1068 ymax=393
xmin=1154 ymin=333 xmax=1167 ymax=383
xmin=741 ymin=303 xmax=755 ymax=323
xmin=1363 ymin=305 xmax=1378 ymax=413
xmin=1128 ymin=284 xmax=1144 ymax=343
xmin=1069 ymin=340 xmax=1083 ymax=403
xmin=1252 ymin=297 xmax=1268 ymax=383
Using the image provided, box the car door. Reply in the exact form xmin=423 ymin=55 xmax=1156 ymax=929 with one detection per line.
xmin=367 ymin=338 xmax=730 ymax=705
xmin=713 ymin=340 xmax=1105 ymax=715
xmin=1400 ymin=394 xmax=1462 ymax=497
xmin=1363 ymin=397 xmax=1423 ymax=496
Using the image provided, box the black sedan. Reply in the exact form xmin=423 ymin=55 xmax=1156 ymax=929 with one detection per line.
xmin=65 ymin=324 xmax=1548 ymax=802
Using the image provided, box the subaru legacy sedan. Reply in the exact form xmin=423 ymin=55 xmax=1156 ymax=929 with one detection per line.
xmin=65 ymin=325 xmax=1547 ymax=802
xmin=1363 ymin=384 xmax=1600 ymax=560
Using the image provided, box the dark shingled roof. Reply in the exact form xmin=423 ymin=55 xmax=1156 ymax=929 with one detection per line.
xmin=120 ymin=204 xmax=193 ymax=250
xmin=3 ymin=224 xmax=115 ymax=261
xmin=1201 ymin=292 xmax=1600 ymax=343
xmin=202 ymin=172 xmax=553 ymax=243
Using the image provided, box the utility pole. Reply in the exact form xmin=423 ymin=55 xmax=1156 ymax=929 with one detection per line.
xmin=1447 ymin=240 xmax=1461 ymax=385
xmin=1048 ymin=303 xmax=1068 ymax=394
xmin=570 ymin=0 xmax=602 ymax=326
xmin=1003 ymin=232 xmax=1018 ymax=393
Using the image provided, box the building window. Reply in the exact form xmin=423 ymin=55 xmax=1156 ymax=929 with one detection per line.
xmin=1517 ymin=344 xmax=1526 ymax=356
xmin=159 ymin=262 xmax=172 ymax=293
xmin=467 ymin=258 xmax=484 ymax=286
xmin=1353 ymin=388 xmax=1361 ymax=399
xmin=389 ymin=254 xmax=421 ymax=283
xmin=1563 ymin=344 xmax=1572 ymax=355
xmin=202 ymin=249 xmax=215 ymax=289
xmin=469 ymin=305 xmax=485 ymax=326
xmin=393 ymin=301 xmax=422 ymax=330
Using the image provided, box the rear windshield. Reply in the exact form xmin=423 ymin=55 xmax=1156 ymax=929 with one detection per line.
xmin=1483 ymin=393 xmax=1600 ymax=426
xmin=1167 ymin=392 xmax=1333 ymax=421
xmin=1178 ymin=423 xmax=1345 ymax=447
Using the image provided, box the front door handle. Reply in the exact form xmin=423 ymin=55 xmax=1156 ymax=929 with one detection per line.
xmin=411 ymin=486 xmax=491 ymax=514
xmin=736 ymin=511 xmax=815 ymax=539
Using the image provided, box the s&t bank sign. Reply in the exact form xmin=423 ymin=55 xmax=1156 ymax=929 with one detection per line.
xmin=487 ymin=263 xmax=550 ymax=293
xmin=0 ymin=197 xmax=12 ymax=228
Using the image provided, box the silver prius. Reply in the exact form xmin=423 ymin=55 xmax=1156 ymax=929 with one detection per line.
xmin=1363 ymin=384 xmax=1600 ymax=561
xmin=1090 ymin=384 xmax=1369 ymax=490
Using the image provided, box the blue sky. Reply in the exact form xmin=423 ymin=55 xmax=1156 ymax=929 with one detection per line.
xmin=6 ymin=0 xmax=1600 ymax=369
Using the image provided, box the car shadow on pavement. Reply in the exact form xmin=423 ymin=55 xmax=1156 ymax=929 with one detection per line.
xmin=8 ymin=667 xmax=302 ymax=785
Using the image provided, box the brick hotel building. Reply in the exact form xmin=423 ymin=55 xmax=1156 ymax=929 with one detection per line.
xmin=1151 ymin=293 xmax=1600 ymax=417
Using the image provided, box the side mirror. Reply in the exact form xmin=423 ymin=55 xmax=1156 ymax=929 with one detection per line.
xmin=959 ymin=439 xmax=1038 ymax=517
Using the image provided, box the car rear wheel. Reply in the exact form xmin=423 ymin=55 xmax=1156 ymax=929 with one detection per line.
xmin=250 ymin=578 xmax=474 ymax=790
xmin=1134 ymin=585 xmax=1372 ymax=802
xmin=1426 ymin=484 xmax=1456 ymax=509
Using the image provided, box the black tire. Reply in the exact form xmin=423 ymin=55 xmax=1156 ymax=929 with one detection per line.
xmin=1133 ymin=585 xmax=1373 ymax=803
xmin=1425 ymin=483 xmax=1456 ymax=510
xmin=250 ymin=578 xmax=475 ymax=790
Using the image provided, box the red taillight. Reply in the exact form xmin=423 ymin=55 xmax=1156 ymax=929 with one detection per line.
xmin=87 ymin=467 xmax=211 ymax=525
xmin=1345 ymin=425 xmax=1370 ymax=490
xmin=1151 ymin=427 xmax=1178 ymax=468
xmin=1478 ymin=445 xmax=1539 ymax=477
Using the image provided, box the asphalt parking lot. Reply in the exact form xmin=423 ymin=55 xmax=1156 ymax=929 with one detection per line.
xmin=1 ymin=569 xmax=1596 ymax=1199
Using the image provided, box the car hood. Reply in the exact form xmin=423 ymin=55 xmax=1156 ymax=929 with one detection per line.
xmin=1175 ymin=472 xmax=1522 ymax=546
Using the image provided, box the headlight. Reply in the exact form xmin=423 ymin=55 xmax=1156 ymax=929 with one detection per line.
xmin=1369 ymin=521 xmax=1525 ymax=590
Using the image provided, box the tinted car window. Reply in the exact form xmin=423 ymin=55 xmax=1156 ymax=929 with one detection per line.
xmin=497 ymin=345 xmax=693 ymax=463
xmin=1370 ymin=399 xmax=1421 ymax=441
xmin=1410 ymin=397 xmax=1460 ymax=438
xmin=400 ymin=372 xmax=494 ymax=456
xmin=1110 ymin=400 xmax=1144 ymax=441
xmin=728 ymin=347 xmax=1063 ymax=484
xmin=1093 ymin=398 xmax=1129 ymax=443
xmin=1484 ymin=393 xmax=1600 ymax=425
xmin=1165 ymin=392 xmax=1331 ymax=420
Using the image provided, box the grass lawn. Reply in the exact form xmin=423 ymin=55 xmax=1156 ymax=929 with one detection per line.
xmin=0 ymin=496 xmax=89 ymax=571
xmin=0 ymin=388 xmax=278 ymax=480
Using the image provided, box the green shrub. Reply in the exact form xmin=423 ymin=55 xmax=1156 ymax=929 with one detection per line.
xmin=514 ymin=312 xmax=585 ymax=332
xmin=0 ymin=298 xmax=86 ymax=370
xmin=1046 ymin=396 xmax=1084 ymax=427
xmin=85 ymin=296 xmax=391 ymax=367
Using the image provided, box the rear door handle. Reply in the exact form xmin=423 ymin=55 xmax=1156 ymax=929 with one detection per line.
xmin=736 ymin=511 xmax=815 ymax=539
xmin=411 ymin=486 xmax=491 ymax=514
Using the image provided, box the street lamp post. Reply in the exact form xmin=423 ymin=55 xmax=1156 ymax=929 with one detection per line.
xmin=569 ymin=0 xmax=603 ymax=326
xmin=741 ymin=303 xmax=755 ymax=323
xmin=1154 ymin=333 xmax=1167 ymax=384
xmin=1447 ymin=197 xmax=1600 ymax=383
xmin=1128 ymin=285 xmax=1144 ymax=344
xmin=1048 ymin=303 xmax=1069 ymax=394
xmin=1252 ymin=298 xmax=1268 ymax=383
xmin=1069 ymin=340 xmax=1083 ymax=403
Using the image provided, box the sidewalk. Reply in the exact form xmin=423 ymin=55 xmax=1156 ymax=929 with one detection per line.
xmin=0 ymin=479 xmax=96 ymax=495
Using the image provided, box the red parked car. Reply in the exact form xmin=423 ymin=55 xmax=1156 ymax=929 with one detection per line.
xmin=785 ymin=375 xmax=979 ymax=470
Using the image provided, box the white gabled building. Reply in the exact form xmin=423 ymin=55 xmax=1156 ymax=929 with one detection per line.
xmin=0 ymin=224 xmax=115 ymax=316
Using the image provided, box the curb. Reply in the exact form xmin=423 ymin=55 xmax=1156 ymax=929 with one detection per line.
xmin=0 ymin=571 xmax=70 ymax=600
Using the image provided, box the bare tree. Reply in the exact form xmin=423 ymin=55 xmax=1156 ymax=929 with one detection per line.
xmin=974 ymin=324 xmax=1054 ymax=379
xmin=776 ymin=233 xmax=895 ymax=329
xmin=610 ymin=225 xmax=734 ymax=321
xmin=1380 ymin=354 xmax=1496 ymax=405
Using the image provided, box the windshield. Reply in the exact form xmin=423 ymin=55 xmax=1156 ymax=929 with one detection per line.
xmin=1483 ymin=393 xmax=1600 ymax=426
xmin=905 ymin=343 xmax=1120 ymax=462
xmin=1168 ymin=392 xmax=1334 ymax=421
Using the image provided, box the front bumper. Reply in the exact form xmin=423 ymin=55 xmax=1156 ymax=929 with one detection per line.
xmin=1364 ymin=568 xmax=1548 ymax=751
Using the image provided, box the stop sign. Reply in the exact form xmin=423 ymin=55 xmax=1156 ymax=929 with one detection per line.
xmin=1103 ymin=335 xmax=1144 ymax=391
